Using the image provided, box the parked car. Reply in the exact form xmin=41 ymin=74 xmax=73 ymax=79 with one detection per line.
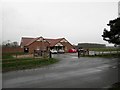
xmin=58 ymin=49 xmax=65 ymax=54
xmin=50 ymin=49 xmax=58 ymax=54
xmin=68 ymin=49 xmax=77 ymax=53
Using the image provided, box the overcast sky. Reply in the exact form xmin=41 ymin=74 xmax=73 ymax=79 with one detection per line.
xmin=1 ymin=0 xmax=119 ymax=45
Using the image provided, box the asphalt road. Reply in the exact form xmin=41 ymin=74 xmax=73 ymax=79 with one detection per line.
xmin=2 ymin=53 xmax=120 ymax=88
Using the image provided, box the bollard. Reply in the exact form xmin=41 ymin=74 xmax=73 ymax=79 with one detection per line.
xmin=78 ymin=50 xmax=80 ymax=58
xmin=40 ymin=50 xmax=42 ymax=56
xmin=49 ymin=50 xmax=52 ymax=58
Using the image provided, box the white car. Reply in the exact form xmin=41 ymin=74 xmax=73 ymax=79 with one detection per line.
xmin=58 ymin=49 xmax=65 ymax=54
xmin=50 ymin=49 xmax=58 ymax=54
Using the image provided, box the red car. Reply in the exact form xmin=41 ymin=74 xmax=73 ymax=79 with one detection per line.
xmin=68 ymin=49 xmax=77 ymax=53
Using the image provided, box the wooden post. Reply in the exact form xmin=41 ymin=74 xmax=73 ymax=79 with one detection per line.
xmin=14 ymin=46 xmax=17 ymax=59
xmin=78 ymin=49 xmax=80 ymax=58
xmin=102 ymin=51 xmax=103 ymax=55
xmin=86 ymin=49 xmax=89 ymax=56
xmin=94 ymin=51 xmax=96 ymax=56
xmin=40 ymin=50 xmax=42 ymax=56
xmin=49 ymin=50 xmax=52 ymax=58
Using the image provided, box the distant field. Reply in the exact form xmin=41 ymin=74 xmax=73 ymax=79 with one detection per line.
xmin=89 ymin=47 xmax=120 ymax=51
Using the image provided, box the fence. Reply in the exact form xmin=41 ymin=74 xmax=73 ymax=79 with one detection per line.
xmin=2 ymin=47 xmax=24 ymax=53
xmin=89 ymin=50 xmax=120 ymax=56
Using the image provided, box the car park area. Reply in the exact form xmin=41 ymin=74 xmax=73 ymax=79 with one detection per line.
xmin=2 ymin=53 xmax=119 ymax=88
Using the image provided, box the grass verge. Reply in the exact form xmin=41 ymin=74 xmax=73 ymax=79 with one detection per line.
xmin=2 ymin=58 xmax=59 ymax=73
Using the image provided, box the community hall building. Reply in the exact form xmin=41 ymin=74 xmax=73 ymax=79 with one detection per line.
xmin=20 ymin=37 xmax=74 ymax=53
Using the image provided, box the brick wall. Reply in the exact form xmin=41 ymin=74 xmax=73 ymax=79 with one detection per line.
xmin=2 ymin=47 xmax=24 ymax=53
xmin=61 ymin=42 xmax=73 ymax=52
xmin=28 ymin=41 xmax=50 ymax=53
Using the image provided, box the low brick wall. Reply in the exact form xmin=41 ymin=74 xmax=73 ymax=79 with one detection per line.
xmin=2 ymin=47 xmax=24 ymax=53
xmin=13 ymin=54 xmax=33 ymax=58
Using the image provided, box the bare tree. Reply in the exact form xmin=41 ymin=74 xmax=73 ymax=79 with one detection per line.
xmin=2 ymin=40 xmax=19 ymax=47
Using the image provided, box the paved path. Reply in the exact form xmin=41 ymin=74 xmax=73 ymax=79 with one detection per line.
xmin=2 ymin=53 xmax=119 ymax=88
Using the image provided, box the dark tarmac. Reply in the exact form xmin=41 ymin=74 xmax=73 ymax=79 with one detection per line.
xmin=2 ymin=53 xmax=119 ymax=88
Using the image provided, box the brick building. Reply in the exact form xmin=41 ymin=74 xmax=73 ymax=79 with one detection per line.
xmin=45 ymin=38 xmax=73 ymax=52
xmin=20 ymin=37 xmax=50 ymax=53
xmin=20 ymin=37 xmax=73 ymax=53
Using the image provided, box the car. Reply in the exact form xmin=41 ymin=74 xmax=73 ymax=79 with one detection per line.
xmin=50 ymin=49 xmax=58 ymax=54
xmin=58 ymin=49 xmax=65 ymax=54
xmin=68 ymin=49 xmax=77 ymax=53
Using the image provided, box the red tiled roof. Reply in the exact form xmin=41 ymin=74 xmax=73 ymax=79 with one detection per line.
xmin=25 ymin=37 xmax=43 ymax=46
xmin=21 ymin=37 xmax=47 ymax=46
xmin=45 ymin=38 xmax=64 ymax=47
xmin=20 ymin=37 xmax=65 ymax=47
xmin=20 ymin=37 xmax=34 ymax=46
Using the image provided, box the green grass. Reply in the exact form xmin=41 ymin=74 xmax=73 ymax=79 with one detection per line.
xmin=2 ymin=53 xmax=59 ymax=72
xmin=2 ymin=57 xmax=59 ymax=73
xmin=2 ymin=53 xmax=14 ymax=59
xmin=2 ymin=52 xmax=26 ymax=59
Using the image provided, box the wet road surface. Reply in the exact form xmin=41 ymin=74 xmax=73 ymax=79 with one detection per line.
xmin=2 ymin=53 xmax=119 ymax=88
